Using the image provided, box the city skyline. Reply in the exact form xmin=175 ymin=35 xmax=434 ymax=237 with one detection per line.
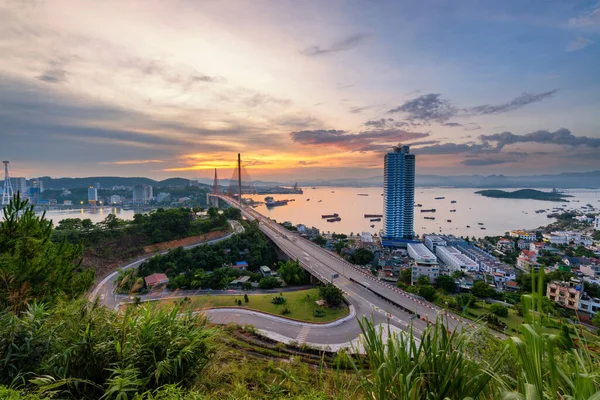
xmin=1 ymin=0 xmax=600 ymax=180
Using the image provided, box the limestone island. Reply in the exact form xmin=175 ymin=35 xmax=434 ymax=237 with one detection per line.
xmin=474 ymin=189 xmax=572 ymax=202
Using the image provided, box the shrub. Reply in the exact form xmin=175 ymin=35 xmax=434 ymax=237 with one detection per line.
xmin=489 ymin=303 xmax=509 ymax=317
xmin=319 ymin=284 xmax=344 ymax=307
xmin=271 ymin=295 xmax=287 ymax=305
xmin=281 ymin=307 xmax=291 ymax=315
xmin=244 ymin=294 xmax=249 ymax=303
xmin=259 ymin=276 xmax=281 ymax=289
xmin=313 ymin=309 xmax=326 ymax=318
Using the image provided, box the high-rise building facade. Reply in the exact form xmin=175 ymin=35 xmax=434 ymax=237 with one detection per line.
xmin=383 ymin=145 xmax=415 ymax=242
xmin=88 ymin=186 xmax=98 ymax=203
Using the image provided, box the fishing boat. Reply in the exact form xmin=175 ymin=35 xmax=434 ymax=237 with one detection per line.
xmin=358 ymin=194 xmax=369 ymax=196
xmin=466 ymin=225 xmax=470 ymax=228
xmin=364 ymin=214 xmax=383 ymax=218
xmin=370 ymin=224 xmax=375 ymax=228
xmin=414 ymin=203 xmax=422 ymax=207
xmin=322 ymin=213 xmax=339 ymax=219
xmin=450 ymin=200 xmax=457 ymax=203
xmin=424 ymin=216 xmax=435 ymax=220
xmin=369 ymin=218 xmax=381 ymax=222
xmin=435 ymin=196 xmax=445 ymax=200
xmin=421 ymin=209 xmax=436 ymax=213
xmin=447 ymin=219 xmax=452 ymax=223
xmin=478 ymin=222 xmax=484 ymax=225
xmin=318 ymin=200 xmax=322 ymax=202
xmin=450 ymin=209 xmax=456 ymax=212
xmin=480 ymin=227 xmax=487 ymax=230
xmin=306 ymin=198 xmax=310 ymax=201
xmin=327 ymin=217 xmax=341 ymax=222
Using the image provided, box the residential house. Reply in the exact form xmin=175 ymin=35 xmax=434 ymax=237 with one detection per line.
xmin=517 ymin=250 xmax=539 ymax=271
xmin=144 ymin=273 xmax=169 ymax=288
xmin=259 ymin=266 xmax=273 ymax=277
xmin=509 ymin=230 xmax=537 ymax=241
xmin=546 ymin=279 xmax=583 ymax=310
xmin=233 ymin=261 xmax=248 ymax=271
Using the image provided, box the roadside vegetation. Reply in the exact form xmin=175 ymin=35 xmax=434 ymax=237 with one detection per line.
xmin=51 ymin=206 xmax=239 ymax=280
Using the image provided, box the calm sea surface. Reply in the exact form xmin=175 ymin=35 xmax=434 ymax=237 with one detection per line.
xmin=3 ymin=188 xmax=599 ymax=238
xmin=247 ymin=187 xmax=600 ymax=238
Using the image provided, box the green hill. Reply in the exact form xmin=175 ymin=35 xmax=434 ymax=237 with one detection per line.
xmin=475 ymin=189 xmax=571 ymax=202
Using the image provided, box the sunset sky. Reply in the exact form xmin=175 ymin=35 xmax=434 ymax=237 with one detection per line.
xmin=1 ymin=0 xmax=599 ymax=181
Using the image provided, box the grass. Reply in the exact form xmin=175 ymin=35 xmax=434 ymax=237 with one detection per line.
xmin=156 ymin=288 xmax=350 ymax=323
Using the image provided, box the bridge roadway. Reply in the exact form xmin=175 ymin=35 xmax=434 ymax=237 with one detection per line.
xmin=216 ymin=195 xmax=483 ymax=340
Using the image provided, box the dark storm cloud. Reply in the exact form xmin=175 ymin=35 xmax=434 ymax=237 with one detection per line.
xmin=300 ymin=34 xmax=367 ymax=56
xmin=480 ymin=128 xmax=600 ymax=149
xmin=461 ymin=158 xmax=516 ymax=166
xmin=290 ymin=128 xmax=429 ymax=152
xmin=387 ymin=90 xmax=557 ymax=123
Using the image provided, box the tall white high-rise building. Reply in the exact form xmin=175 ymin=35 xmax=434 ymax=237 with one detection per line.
xmin=383 ymin=145 xmax=415 ymax=242
xmin=14 ymin=177 xmax=27 ymax=197
xmin=88 ymin=186 xmax=98 ymax=202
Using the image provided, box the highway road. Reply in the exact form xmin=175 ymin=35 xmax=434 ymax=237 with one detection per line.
xmin=217 ymin=195 xmax=486 ymax=339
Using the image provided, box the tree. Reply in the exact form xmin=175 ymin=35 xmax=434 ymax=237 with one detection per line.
xmin=0 ymin=196 xmax=94 ymax=312
xmin=207 ymin=207 xmax=219 ymax=218
xmin=244 ymin=294 xmax=249 ymax=303
xmin=319 ymin=283 xmax=344 ymax=307
xmin=277 ymin=260 xmax=309 ymax=286
xmin=258 ymin=276 xmax=281 ymax=289
xmin=399 ymin=268 xmax=412 ymax=285
xmin=333 ymin=240 xmax=347 ymax=255
xmin=350 ymin=248 xmax=374 ymax=265
xmin=223 ymin=207 xmax=241 ymax=220
xmin=592 ymin=312 xmax=600 ymax=328
xmin=417 ymin=275 xmax=430 ymax=285
xmin=472 ymin=281 xmax=495 ymax=298
xmin=489 ymin=303 xmax=509 ymax=317
xmin=435 ymin=274 xmax=457 ymax=293
xmin=417 ymin=285 xmax=437 ymax=302
xmin=312 ymin=235 xmax=326 ymax=246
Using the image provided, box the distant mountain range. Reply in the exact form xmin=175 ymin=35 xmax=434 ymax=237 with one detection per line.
xmin=200 ymin=170 xmax=600 ymax=189
xmin=30 ymin=170 xmax=600 ymax=190
xmin=36 ymin=177 xmax=205 ymax=190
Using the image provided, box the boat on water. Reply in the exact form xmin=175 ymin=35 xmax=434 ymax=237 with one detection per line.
xmin=364 ymin=214 xmax=383 ymax=218
xmin=421 ymin=209 xmax=436 ymax=213
xmin=447 ymin=219 xmax=452 ymax=223
xmin=435 ymin=196 xmax=445 ymax=200
xmin=322 ymin=213 xmax=339 ymax=219
xmin=306 ymin=198 xmax=310 ymax=201
xmin=327 ymin=217 xmax=341 ymax=222
xmin=466 ymin=225 xmax=470 ymax=228
xmin=414 ymin=204 xmax=422 ymax=207
xmin=370 ymin=224 xmax=375 ymax=228
xmin=265 ymin=196 xmax=288 ymax=208
xmin=331 ymin=191 xmax=335 ymax=193
xmin=318 ymin=200 xmax=322 ymax=202
xmin=369 ymin=218 xmax=381 ymax=222
xmin=311 ymin=186 xmax=316 ymax=189
xmin=480 ymin=227 xmax=487 ymax=230
xmin=450 ymin=200 xmax=457 ymax=203
xmin=478 ymin=222 xmax=484 ymax=225
xmin=358 ymin=194 xmax=369 ymax=196
xmin=450 ymin=209 xmax=456 ymax=212
xmin=424 ymin=216 xmax=435 ymax=220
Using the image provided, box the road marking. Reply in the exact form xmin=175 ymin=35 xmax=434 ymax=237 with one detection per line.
xmin=296 ymin=325 xmax=311 ymax=343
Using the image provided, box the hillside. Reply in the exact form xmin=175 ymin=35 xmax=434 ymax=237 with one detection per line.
xmin=37 ymin=176 xmax=208 ymax=189
xmin=474 ymin=189 xmax=572 ymax=202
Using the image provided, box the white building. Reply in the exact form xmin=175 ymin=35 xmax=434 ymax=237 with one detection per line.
xmin=132 ymin=185 xmax=153 ymax=205
xmin=509 ymin=230 xmax=536 ymax=241
xmin=436 ymin=246 xmax=479 ymax=273
xmin=361 ymin=232 xmax=374 ymax=247
xmin=580 ymin=264 xmax=600 ymax=279
xmin=13 ymin=177 xmax=27 ymax=197
xmin=407 ymin=243 xmax=438 ymax=283
xmin=579 ymin=295 xmax=600 ymax=315
xmin=424 ymin=235 xmax=447 ymax=253
xmin=595 ymin=216 xmax=600 ymax=231
xmin=542 ymin=231 xmax=593 ymax=246
xmin=575 ymin=215 xmax=592 ymax=223
xmin=407 ymin=243 xmax=437 ymax=265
